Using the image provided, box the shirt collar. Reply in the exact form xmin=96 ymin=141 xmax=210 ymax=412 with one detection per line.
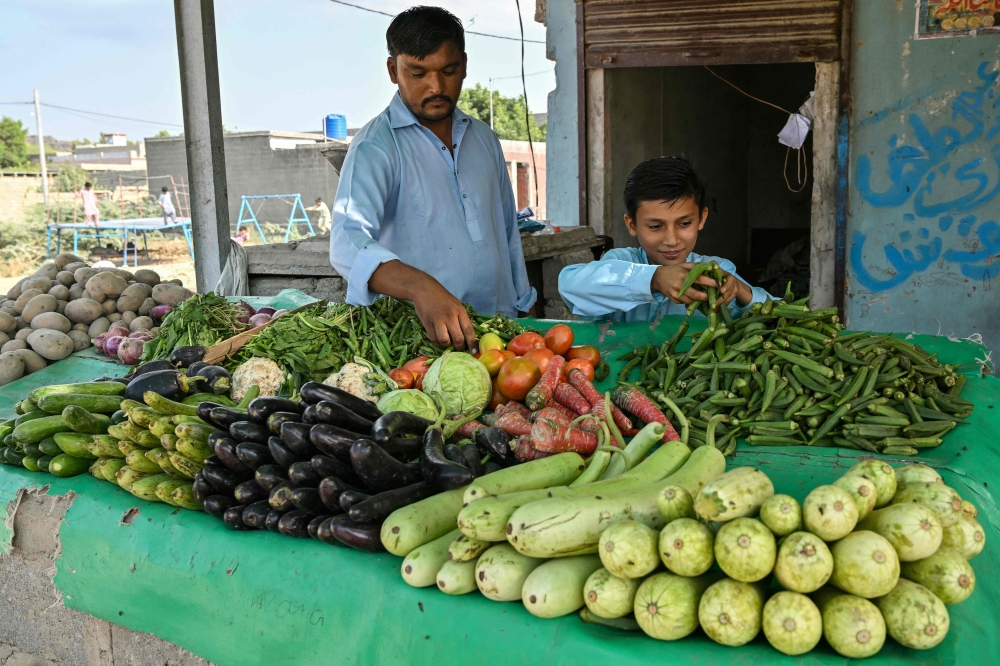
xmin=387 ymin=91 xmax=471 ymax=131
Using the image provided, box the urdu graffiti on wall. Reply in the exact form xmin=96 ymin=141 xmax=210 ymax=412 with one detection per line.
xmin=917 ymin=0 xmax=1000 ymax=38
xmin=851 ymin=62 xmax=1000 ymax=297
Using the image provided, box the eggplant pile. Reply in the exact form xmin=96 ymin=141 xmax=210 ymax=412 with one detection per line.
xmin=193 ymin=381 xmax=517 ymax=552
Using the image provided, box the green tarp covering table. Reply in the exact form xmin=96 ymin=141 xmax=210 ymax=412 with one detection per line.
xmin=0 ymin=317 xmax=996 ymax=665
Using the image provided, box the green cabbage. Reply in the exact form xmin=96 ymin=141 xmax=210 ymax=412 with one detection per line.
xmin=422 ymin=352 xmax=491 ymax=416
xmin=376 ymin=389 xmax=439 ymax=421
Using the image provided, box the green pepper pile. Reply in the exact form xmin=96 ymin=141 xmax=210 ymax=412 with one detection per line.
xmin=619 ymin=281 xmax=975 ymax=456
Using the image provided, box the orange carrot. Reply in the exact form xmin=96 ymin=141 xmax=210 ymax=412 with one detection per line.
xmin=525 ymin=354 xmax=565 ymax=411
xmin=553 ymin=383 xmax=591 ymax=416
xmin=495 ymin=411 xmax=533 ymax=437
xmin=530 ymin=418 xmax=599 ymax=456
xmin=514 ymin=435 xmax=551 ymax=461
xmin=612 ymin=386 xmax=681 ymax=442
xmin=533 ymin=406 xmax=574 ymax=428
xmin=498 ymin=401 xmax=532 ymax=420
xmin=567 ymin=368 xmax=634 ymax=433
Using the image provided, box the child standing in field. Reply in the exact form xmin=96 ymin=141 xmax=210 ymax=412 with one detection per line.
xmin=159 ymin=186 xmax=176 ymax=225
xmin=559 ymin=156 xmax=771 ymax=321
xmin=76 ymin=182 xmax=99 ymax=225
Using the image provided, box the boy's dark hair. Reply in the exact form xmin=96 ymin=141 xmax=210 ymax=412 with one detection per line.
xmin=623 ymin=156 xmax=706 ymax=219
xmin=162 ymin=186 xmax=168 ymax=192
xmin=84 ymin=182 xmax=92 ymax=188
xmin=386 ymin=6 xmax=464 ymax=59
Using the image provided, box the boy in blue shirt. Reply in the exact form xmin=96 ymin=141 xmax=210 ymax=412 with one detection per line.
xmin=559 ymin=156 xmax=771 ymax=322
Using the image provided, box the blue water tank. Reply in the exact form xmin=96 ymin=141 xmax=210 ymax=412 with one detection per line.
xmin=324 ymin=114 xmax=347 ymax=140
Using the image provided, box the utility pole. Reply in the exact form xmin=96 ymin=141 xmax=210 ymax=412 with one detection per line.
xmin=33 ymin=90 xmax=49 ymax=206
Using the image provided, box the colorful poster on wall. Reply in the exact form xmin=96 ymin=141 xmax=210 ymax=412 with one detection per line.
xmin=917 ymin=0 xmax=1000 ymax=38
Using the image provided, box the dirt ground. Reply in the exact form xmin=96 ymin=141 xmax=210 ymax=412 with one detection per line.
xmin=0 ymin=238 xmax=197 ymax=294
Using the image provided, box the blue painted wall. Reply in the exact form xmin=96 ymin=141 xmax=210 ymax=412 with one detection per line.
xmin=847 ymin=2 xmax=1000 ymax=358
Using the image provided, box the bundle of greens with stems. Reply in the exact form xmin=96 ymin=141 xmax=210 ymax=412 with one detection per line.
xmin=230 ymin=298 xmax=533 ymax=390
xmin=615 ymin=275 xmax=975 ymax=457
xmin=143 ymin=293 xmax=249 ymax=361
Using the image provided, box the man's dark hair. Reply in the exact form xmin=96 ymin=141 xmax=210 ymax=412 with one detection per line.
xmin=386 ymin=6 xmax=464 ymax=59
xmin=84 ymin=182 xmax=92 ymax=188
xmin=623 ymin=156 xmax=706 ymax=219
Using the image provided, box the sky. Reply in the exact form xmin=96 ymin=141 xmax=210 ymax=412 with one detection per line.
xmin=0 ymin=0 xmax=554 ymax=142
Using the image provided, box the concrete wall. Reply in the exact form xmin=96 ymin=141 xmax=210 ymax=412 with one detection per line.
xmin=845 ymin=4 xmax=1000 ymax=356
xmin=0 ymin=174 xmax=45 ymax=225
xmin=145 ymin=133 xmax=346 ymax=234
xmin=544 ymin=0 xmax=580 ymax=226
xmin=0 ymin=488 xmax=211 ymax=666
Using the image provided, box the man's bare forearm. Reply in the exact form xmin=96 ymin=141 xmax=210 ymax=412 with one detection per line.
xmin=368 ymin=259 xmax=431 ymax=301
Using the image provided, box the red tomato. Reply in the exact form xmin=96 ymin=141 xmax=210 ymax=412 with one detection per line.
xmin=544 ymin=324 xmax=574 ymax=356
xmin=403 ymin=355 xmax=433 ymax=390
xmin=497 ymin=357 xmax=541 ymax=402
xmin=388 ymin=368 xmax=415 ymax=389
xmin=567 ymin=345 xmax=601 ymax=367
xmin=489 ymin=377 xmax=510 ymax=411
xmin=523 ymin=347 xmax=554 ymax=375
xmin=479 ymin=348 xmax=507 ymax=377
xmin=563 ymin=359 xmax=595 ymax=381
xmin=508 ymin=332 xmax=546 ymax=357
xmin=500 ymin=349 xmax=517 ymax=361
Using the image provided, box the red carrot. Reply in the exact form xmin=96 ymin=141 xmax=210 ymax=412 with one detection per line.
xmin=612 ymin=386 xmax=681 ymax=442
xmin=567 ymin=368 xmax=634 ymax=433
xmin=514 ymin=435 xmax=551 ymax=461
xmin=498 ymin=401 xmax=532 ymax=420
xmin=539 ymin=400 xmax=575 ymax=422
xmin=532 ymin=406 xmax=574 ymax=428
xmin=525 ymin=354 xmax=565 ymax=411
xmin=553 ymin=383 xmax=591 ymax=416
xmin=454 ymin=419 xmax=486 ymax=440
xmin=495 ymin=411 xmax=533 ymax=437
xmin=530 ymin=418 xmax=599 ymax=456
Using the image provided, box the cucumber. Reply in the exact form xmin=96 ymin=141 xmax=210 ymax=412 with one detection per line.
xmin=475 ymin=543 xmax=543 ymax=602
xmin=521 ymin=555 xmax=602 ymax=618
xmin=694 ymin=466 xmax=774 ymax=522
xmin=29 ymin=382 xmax=126 ymax=402
xmin=36 ymin=455 xmax=53 ymax=472
xmin=116 ymin=466 xmax=153 ymax=491
xmin=107 ymin=424 xmax=130 ymax=442
xmin=126 ymin=450 xmax=162 ymax=474
xmin=130 ymin=473 xmax=172 ymax=501
xmin=13 ymin=415 xmax=71 ymax=445
xmin=584 ymin=568 xmax=638 ymax=619
xmin=37 ymin=394 xmax=123 ymax=415
xmin=458 ymin=441 xmax=693 ymax=541
xmin=401 ymin=529 xmax=461 ymax=588
xmin=448 ymin=534 xmax=491 ymax=562
xmin=48 ymin=453 xmax=92 ymax=477
xmin=461 ymin=452 xmax=586 ymax=504
xmin=5 ymin=448 xmax=25 ymax=465
xmin=170 ymin=484 xmax=201 ymax=510
xmin=53 ymin=433 xmax=98 ymax=459
xmin=61 ymin=406 xmax=112 ymax=435
xmin=23 ymin=442 xmax=42 ymax=458
xmin=382 ymin=453 xmax=592 ymax=557
xmin=436 ymin=559 xmax=478 ymax=595
xmin=37 ymin=437 xmax=62 ymax=457
xmin=507 ymin=446 xmax=724 ymax=558
xmin=174 ymin=422 xmax=220 ymax=443
xmin=110 ymin=410 xmax=127 ymax=425
xmin=171 ymin=415 xmax=205 ymax=426
xmin=22 ymin=456 xmax=41 ymax=472
xmin=143 ymin=391 xmax=199 ymax=416
xmin=14 ymin=410 xmax=48 ymax=427
xmin=99 ymin=458 xmax=127 ymax=483
xmin=182 ymin=392 xmax=236 ymax=407
xmin=175 ymin=438 xmax=213 ymax=462
xmin=88 ymin=435 xmax=124 ymax=458
xmin=155 ymin=479 xmax=188 ymax=506
xmin=0 ymin=424 xmax=12 ymax=442
xmin=168 ymin=452 xmax=203 ymax=479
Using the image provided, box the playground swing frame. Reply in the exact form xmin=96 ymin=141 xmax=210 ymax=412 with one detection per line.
xmin=235 ymin=194 xmax=316 ymax=244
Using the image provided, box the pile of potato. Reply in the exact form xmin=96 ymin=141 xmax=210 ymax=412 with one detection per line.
xmin=0 ymin=253 xmax=194 ymax=387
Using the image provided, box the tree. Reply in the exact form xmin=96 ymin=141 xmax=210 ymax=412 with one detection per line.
xmin=0 ymin=116 xmax=29 ymax=169
xmin=458 ymin=84 xmax=546 ymax=142
xmin=154 ymin=130 xmax=172 ymax=138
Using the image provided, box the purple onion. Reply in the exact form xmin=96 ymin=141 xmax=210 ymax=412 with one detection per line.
xmin=249 ymin=313 xmax=272 ymax=328
xmin=272 ymin=309 xmax=289 ymax=318
xmin=237 ymin=314 xmax=252 ymax=325
xmin=117 ymin=338 xmax=145 ymax=365
xmin=108 ymin=325 xmax=130 ymax=339
xmin=94 ymin=332 xmax=111 ymax=353
xmin=129 ymin=331 xmax=155 ymax=342
xmin=255 ymin=306 xmax=277 ymax=317
xmin=104 ymin=335 xmax=125 ymax=357
xmin=235 ymin=301 xmax=255 ymax=316
xmin=150 ymin=304 xmax=172 ymax=324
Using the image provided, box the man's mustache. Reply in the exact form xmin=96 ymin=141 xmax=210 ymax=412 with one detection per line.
xmin=422 ymin=95 xmax=452 ymax=106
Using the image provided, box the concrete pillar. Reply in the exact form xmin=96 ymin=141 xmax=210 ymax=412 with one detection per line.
xmin=809 ymin=62 xmax=839 ymax=310
xmin=174 ymin=0 xmax=231 ymax=292
xmin=543 ymin=0 xmax=581 ymax=226
xmin=585 ymin=68 xmax=610 ymax=235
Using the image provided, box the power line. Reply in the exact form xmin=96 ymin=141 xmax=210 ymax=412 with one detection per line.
xmin=40 ymin=103 xmax=184 ymax=128
xmin=492 ymin=69 xmax=553 ymax=81
xmin=326 ymin=0 xmax=545 ymax=44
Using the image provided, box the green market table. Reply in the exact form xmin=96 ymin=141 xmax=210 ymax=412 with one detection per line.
xmin=0 ymin=317 xmax=996 ymax=666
